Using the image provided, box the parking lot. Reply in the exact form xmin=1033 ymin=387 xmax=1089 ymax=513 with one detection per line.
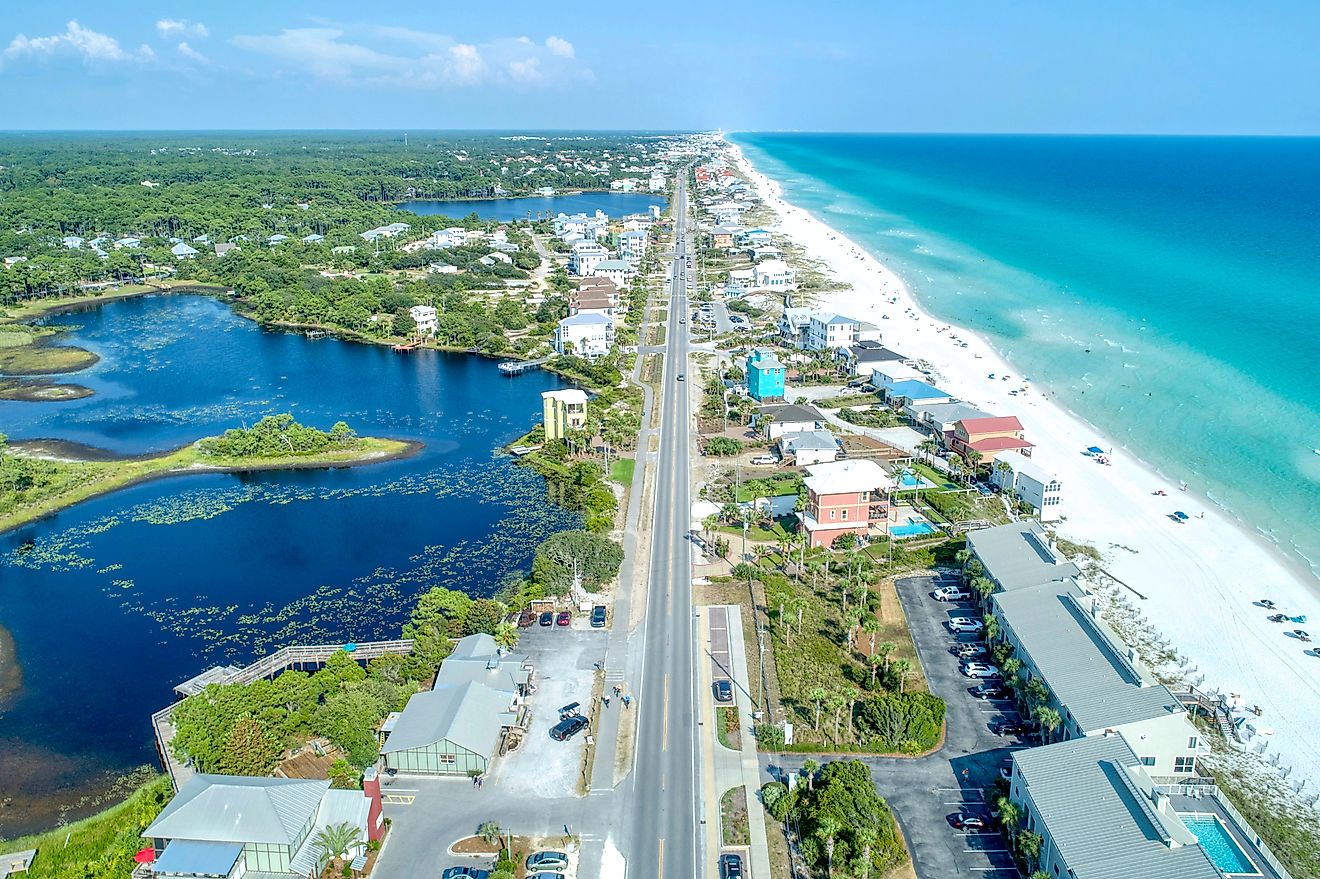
xmin=495 ymin=623 xmax=607 ymax=798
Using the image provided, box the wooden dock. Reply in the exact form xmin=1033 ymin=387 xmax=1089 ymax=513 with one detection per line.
xmin=152 ymin=639 xmax=415 ymax=789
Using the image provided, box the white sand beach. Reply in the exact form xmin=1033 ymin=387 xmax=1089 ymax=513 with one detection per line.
xmin=725 ymin=140 xmax=1320 ymax=790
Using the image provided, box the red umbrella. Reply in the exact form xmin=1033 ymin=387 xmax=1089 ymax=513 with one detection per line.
xmin=134 ymin=849 xmax=155 ymax=864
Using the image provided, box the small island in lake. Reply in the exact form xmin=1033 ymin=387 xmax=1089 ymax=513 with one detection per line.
xmin=0 ymin=414 xmax=418 ymax=534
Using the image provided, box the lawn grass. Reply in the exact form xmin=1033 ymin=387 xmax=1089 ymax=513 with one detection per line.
xmin=609 ymin=457 xmax=636 ymax=487
xmin=715 ymin=516 xmax=795 ymax=544
xmin=0 ymin=774 xmax=174 ymax=879
xmin=734 ymin=473 xmax=802 ymax=502
xmin=0 ymin=435 xmax=413 ymax=534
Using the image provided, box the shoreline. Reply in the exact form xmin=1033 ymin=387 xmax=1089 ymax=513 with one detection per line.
xmin=725 ymin=137 xmax=1320 ymax=787
xmin=0 ymin=436 xmax=423 ymax=537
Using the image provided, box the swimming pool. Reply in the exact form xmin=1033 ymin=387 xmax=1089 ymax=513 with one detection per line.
xmin=890 ymin=519 xmax=937 ymax=538
xmin=1181 ymin=814 xmax=1259 ymax=875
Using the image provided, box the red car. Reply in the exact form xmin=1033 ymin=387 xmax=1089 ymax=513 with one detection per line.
xmin=556 ymin=610 xmax=571 ymax=627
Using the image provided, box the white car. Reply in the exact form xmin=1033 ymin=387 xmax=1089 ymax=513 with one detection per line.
xmin=933 ymin=586 xmax=971 ymax=601
xmin=750 ymin=455 xmax=778 ymax=466
xmin=961 ymin=662 xmax=1000 ymax=679
xmin=947 ymin=617 xmax=984 ymax=634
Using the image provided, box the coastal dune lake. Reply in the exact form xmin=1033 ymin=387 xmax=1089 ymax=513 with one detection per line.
xmin=0 ymin=295 xmax=578 ymax=835
xmin=406 ymin=191 xmax=665 ymax=221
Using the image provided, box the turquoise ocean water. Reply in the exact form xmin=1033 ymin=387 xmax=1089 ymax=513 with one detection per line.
xmin=732 ymin=134 xmax=1320 ymax=578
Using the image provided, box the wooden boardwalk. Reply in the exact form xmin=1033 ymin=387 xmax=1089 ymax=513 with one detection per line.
xmin=152 ymin=639 xmax=414 ymax=789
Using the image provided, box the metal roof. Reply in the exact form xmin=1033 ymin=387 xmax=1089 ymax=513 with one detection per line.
xmin=966 ymin=520 xmax=1080 ymax=591
xmin=993 ymin=581 xmax=1187 ymax=732
xmin=907 ymin=401 xmax=991 ymax=425
xmin=144 ymin=775 xmax=329 ymax=846
xmin=153 ymin=840 xmax=243 ymax=877
xmin=803 ymin=459 xmax=893 ymax=495
xmin=288 ymin=790 xmax=370 ymax=877
xmin=435 ymin=634 xmax=532 ymax=692
xmin=780 ymin=430 xmax=839 ymax=452
xmin=381 ymin=681 xmax=516 ymax=759
xmin=884 ymin=380 xmax=949 ymax=400
xmin=1012 ymin=736 xmax=1221 ymax=879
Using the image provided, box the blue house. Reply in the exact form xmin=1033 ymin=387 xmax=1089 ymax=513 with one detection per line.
xmin=746 ymin=348 xmax=786 ymax=402
xmin=882 ymin=379 xmax=950 ymax=407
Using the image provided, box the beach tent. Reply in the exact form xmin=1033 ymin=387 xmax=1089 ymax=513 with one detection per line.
xmin=1086 ymin=446 xmax=1105 ymax=455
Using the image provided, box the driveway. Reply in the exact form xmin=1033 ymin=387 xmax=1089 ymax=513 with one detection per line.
xmin=762 ymin=573 xmax=1032 ymax=878
xmin=497 ymin=625 xmax=607 ymax=798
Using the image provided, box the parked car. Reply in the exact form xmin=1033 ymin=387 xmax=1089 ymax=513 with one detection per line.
xmin=933 ymin=585 xmax=971 ymax=601
xmin=538 ymin=611 xmax=554 ymax=627
xmin=526 ymin=852 xmax=570 ymax=872
xmin=947 ymin=617 xmax=984 ymax=634
xmin=960 ymin=662 xmax=1000 ymax=679
xmin=679 ymin=317 xmax=686 ymax=324
xmin=991 ymin=718 xmax=1033 ymax=736
xmin=713 ymin=679 xmax=734 ymax=702
xmin=556 ymin=610 xmax=571 ymax=627
xmin=947 ymin=812 xmax=988 ymax=830
xmin=590 ymin=605 xmax=608 ymax=628
xmin=441 ymin=868 xmax=491 ymax=879
xmin=970 ymin=682 xmax=1009 ymax=699
xmin=517 ymin=610 xmax=537 ymax=628
xmin=750 ymin=455 xmax=778 ymax=466
xmin=527 ymin=874 xmax=565 ymax=879
xmin=718 ymin=852 xmax=744 ymax=879
xmin=950 ymin=643 xmax=987 ymax=659
xmin=550 ymin=715 xmax=589 ymax=741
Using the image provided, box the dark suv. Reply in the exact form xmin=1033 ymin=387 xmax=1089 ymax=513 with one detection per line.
xmin=590 ymin=605 xmax=607 ymax=628
xmin=550 ymin=714 xmax=589 ymax=741
xmin=718 ymin=852 xmax=743 ymax=878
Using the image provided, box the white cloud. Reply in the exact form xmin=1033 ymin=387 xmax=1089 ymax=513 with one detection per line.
xmin=545 ymin=36 xmax=574 ymax=59
xmin=156 ymin=19 xmax=209 ymax=40
xmin=231 ymin=26 xmax=584 ymax=88
xmin=2 ymin=20 xmax=153 ymax=67
xmin=176 ymin=42 xmax=208 ymax=63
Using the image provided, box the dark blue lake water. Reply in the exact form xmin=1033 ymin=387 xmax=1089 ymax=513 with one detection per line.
xmin=0 ymin=295 xmax=577 ymax=835
xmin=405 ymin=191 xmax=665 ymax=221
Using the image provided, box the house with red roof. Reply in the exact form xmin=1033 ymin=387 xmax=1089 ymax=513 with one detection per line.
xmin=949 ymin=416 xmax=1033 ymax=463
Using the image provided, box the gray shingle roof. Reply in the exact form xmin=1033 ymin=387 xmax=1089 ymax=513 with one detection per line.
xmin=967 ymin=520 xmax=1080 ymax=591
xmin=144 ymin=775 xmax=329 ymax=845
xmin=1013 ymin=736 xmax=1221 ymax=879
xmin=993 ymin=581 xmax=1186 ymax=731
xmin=758 ymin=403 xmax=824 ymax=424
xmin=779 ymin=430 xmax=839 ymax=452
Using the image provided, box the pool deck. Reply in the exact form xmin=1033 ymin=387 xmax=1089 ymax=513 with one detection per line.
xmin=1169 ymin=792 xmax=1285 ymax=879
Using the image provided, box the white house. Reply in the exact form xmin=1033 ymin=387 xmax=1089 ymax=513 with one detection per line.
xmin=779 ymin=307 xmax=813 ymax=348
xmin=62 ymin=236 xmax=84 ymax=249
xmin=427 ymin=262 xmax=458 ymax=275
xmin=485 ymin=251 xmax=513 ymax=265
xmin=756 ymin=403 xmax=827 ymax=440
xmin=872 ymin=362 xmax=925 ymax=387
xmin=593 ymin=259 xmax=632 ymax=286
xmin=649 ymin=171 xmax=666 ymax=191
xmin=617 ymin=230 xmax=648 ymax=261
xmin=170 ymin=242 xmax=199 ymax=259
xmin=990 ymin=450 xmax=1063 ymax=521
xmin=426 ymin=228 xmax=466 ymax=249
xmin=569 ymin=241 xmax=609 ymax=277
xmin=754 ymin=259 xmax=796 ymax=291
xmin=778 ymin=430 xmax=840 ymax=467
xmin=555 ymin=312 xmax=613 ymax=359
xmin=301 ymin=234 xmax=325 ymax=244
xmin=409 ymin=305 xmax=438 ymax=337
xmin=806 ymin=314 xmax=861 ymax=351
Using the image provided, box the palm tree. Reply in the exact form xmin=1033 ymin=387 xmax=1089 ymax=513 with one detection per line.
xmin=1018 ymin=830 xmax=1044 ymax=873
xmin=996 ymin=797 xmax=1021 ymax=845
xmin=808 ymin=687 xmax=828 ymax=731
xmin=311 ymin=822 xmax=362 ymax=874
xmin=860 ymin=616 xmax=881 ymax=655
xmin=876 ymin=641 xmax=897 ymax=677
xmin=828 ymin=690 xmax=849 ymax=744
xmin=868 ymin=652 xmax=884 ymax=686
xmin=1035 ymin=706 xmax=1062 ymax=745
xmin=802 ymin=758 xmax=819 ymax=790
xmin=816 ymin=817 xmax=841 ymax=878
xmin=789 ymin=596 xmax=808 ymax=637
xmin=982 ymin=613 xmax=1000 ymax=641
xmin=892 ymin=658 xmax=912 ymax=693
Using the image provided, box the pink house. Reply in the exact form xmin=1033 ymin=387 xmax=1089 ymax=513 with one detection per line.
xmin=797 ymin=459 xmax=895 ymax=548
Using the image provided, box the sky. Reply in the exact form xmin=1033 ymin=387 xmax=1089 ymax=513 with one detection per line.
xmin=0 ymin=2 xmax=1318 ymax=133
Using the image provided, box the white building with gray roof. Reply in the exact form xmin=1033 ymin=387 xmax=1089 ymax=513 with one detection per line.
xmin=1009 ymin=735 xmax=1222 ymax=879
xmin=992 ymin=579 xmax=1200 ymax=777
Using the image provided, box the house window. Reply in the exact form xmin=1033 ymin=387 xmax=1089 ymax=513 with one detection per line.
xmin=841 ymin=509 xmax=848 ymax=520
xmin=1140 ymin=756 xmax=1157 ymax=767
xmin=1188 ymin=736 xmax=1199 ymax=749
xmin=439 ymin=753 xmax=457 ymax=765
xmin=830 ymin=509 xmax=836 ymax=520
xmin=1174 ymin=756 xmax=1196 ymax=774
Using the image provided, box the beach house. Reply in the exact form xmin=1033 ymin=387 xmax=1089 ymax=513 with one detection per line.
xmin=569 ymin=241 xmax=609 ymax=277
xmin=965 ymin=520 xmax=1081 ymax=592
xmin=408 ymin=305 xmax=438 ymax=337
xmin=142 ymin=774 xmax=383 ymax=879
xmin=881 ymin=380 xmax=951 ymax=408
xmin=542 ymin=389 xmax=590 ymax=441
xmin=170 ymin=242 xmax=199 ymax=259
xmin=796 ymin=459 xmax=894 ymax=548
xmin=593 ymin=259 xmax=632 ymax=286
xmin=991 ymin=579 xmax=1201 ymax=776
xmin=569 ymin=286 xmax=620 ymax=326
xmin=709 ymin=226 xmax=735 ymax=249
xmin=554 ymin=312 xmax=612 ymax=358
xmin=753 ymin=259 xmax=796 ymax=291
xmin=778 ymin=430 xmax=840 ymax=466
xmin=756 ymin=403 xmax=826 ymax=440
xmin=778 ymin=307 xmax=813 ymax=348
xmin=906 ymin=401 xmax=992 ymax=435
xmin=746 ymin=348 xmax=787 ymax=402
xmin=617 ymin=230 xmax=648 ymax=260
xmin=1009 ymin=736 xmax=1221 ymax=879
xmin=837 ymin=341 xmax=908 ymax=377
xmin=990 ymin=450 xmax=1063 ymax=521
xmin=805 ymin=314 xmax=861 ymax=351
xmin=949 ymin=415 xmax=1033 ymax=463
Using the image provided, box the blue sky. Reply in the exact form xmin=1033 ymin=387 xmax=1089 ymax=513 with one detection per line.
xmin=1 ymin=2 xmax=1317 ymax=133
